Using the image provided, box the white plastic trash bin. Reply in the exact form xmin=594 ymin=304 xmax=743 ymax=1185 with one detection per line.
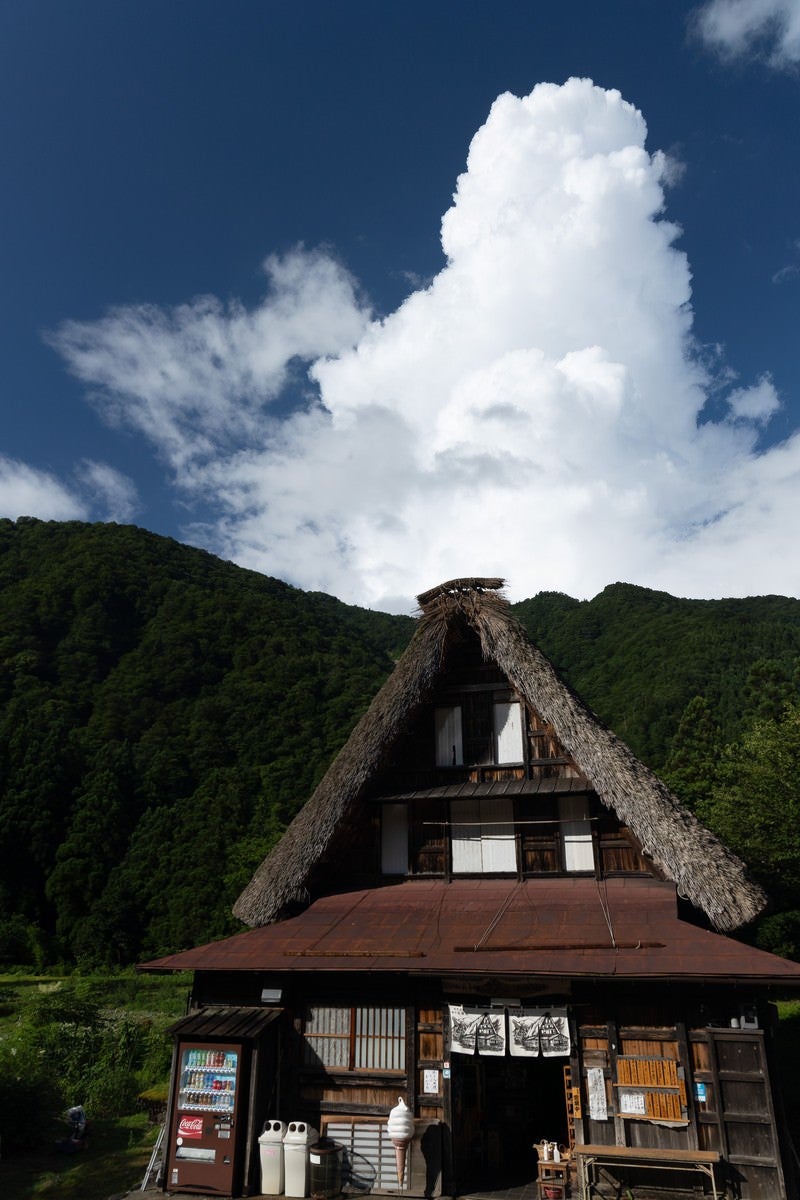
xmin=283 ymin=1121 xmax=319 ymax=1198
xmin=259 ymin=1119 xmax=288 ymax=1194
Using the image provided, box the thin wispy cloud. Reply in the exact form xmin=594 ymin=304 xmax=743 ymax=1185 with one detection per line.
xmin=76 ymin=460 xmax=140 ymax=523
xmin=695 ymin=0 xmax=800 ymax=67
xmin=48 ymin=78 xmax=800 ymax=611
xmin=772 ymin=240 xmax=800 ymax=282
xmin=48 ymin=249 xmax=370 ymax=474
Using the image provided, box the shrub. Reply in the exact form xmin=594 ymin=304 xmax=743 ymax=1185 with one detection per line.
xmin=0 ymin=1037 xmax=61 ymax=1151
xmin=3 ymin=980 xmax=175 ymax=1140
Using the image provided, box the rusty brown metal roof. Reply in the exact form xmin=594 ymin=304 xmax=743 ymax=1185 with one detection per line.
xmin=141 ymin=878 xmax=800 ymax=985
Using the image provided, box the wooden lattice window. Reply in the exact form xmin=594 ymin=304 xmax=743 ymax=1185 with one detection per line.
xmin=303 ymin=1006 xmax=406 ymax=1072
xmin=324 ymin=1121 xmax=407 ymax=1190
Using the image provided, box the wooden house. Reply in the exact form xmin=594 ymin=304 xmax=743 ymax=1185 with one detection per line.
xmin=142 ymin=578 xmax=800 ymax=1200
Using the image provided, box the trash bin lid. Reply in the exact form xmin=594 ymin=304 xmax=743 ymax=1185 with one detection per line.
xmin=259 ymin=1119 xmax=287 ymax=1142
xmin=284 ymin=1121 xmax=319 ymax=1143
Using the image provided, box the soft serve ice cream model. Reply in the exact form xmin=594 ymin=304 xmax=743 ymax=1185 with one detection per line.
xmin=387 ymin=1097 xmax=414 ymax=1187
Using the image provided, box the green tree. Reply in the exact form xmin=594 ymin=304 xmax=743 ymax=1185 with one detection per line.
xmin=742 ymin=657 xmax=799 ymax=724
xmin=662 ymin=696 xmax=722 ymax=811
xmin=699 ymin=703 xmax=800 ymax=956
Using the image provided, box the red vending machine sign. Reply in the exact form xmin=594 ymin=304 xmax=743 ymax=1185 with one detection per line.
xmin=169 ymin=1043 xmax=242 ymax=1193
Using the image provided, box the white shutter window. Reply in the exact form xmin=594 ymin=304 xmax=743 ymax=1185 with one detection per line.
xmin=494 ymin=701 xmax=524 ymax=763
xmin=451 ymin=797 xmax=483 ymax=872
xmin=480 ymin=796 xmax=517 ymax=871
xmin=354 ymin=1006 xmax=406 ymax=1070
xmin=451 ymin=798 xmax=517 ymax=873
xmin=381 ymin=803 xmax=409 ymax=875
xmin=304 ymin=1006 xmax=351 ymax=1068
xmin=435 ymin=706 xmax=463 ymax=767
xmin=559 ymin=795 xmax=594 ymax=872
xmin=305 ymin=1007 xmax=405 ymax=1072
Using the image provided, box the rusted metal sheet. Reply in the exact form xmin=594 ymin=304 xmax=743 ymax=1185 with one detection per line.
xmin=168 ymin=1005 xmax=282 ymax=1040
xmin=141 ymin=878 xmax=800 ymax=985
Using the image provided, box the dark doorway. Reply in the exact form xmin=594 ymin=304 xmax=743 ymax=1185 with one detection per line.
xmin=451 ymin=1054 xmax=569 ymax=1191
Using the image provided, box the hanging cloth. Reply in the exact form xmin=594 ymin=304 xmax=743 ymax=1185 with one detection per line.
xmin=509 ymin=1008 xmax=570 ymax=1057
xmin=448 ymin=1005 xmax=507 ymax=1056
xmin=474 ymin=1010 xmax=506 ymax=1057
xmin=448 ymin=1004 xmax=479 ymax=1055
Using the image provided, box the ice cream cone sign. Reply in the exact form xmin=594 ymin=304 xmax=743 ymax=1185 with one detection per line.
xmin=387 ymin=1097 xmax=414 ymax=1188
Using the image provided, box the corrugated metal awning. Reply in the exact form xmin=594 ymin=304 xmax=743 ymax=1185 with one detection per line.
xmin=372 ymin=776 xmax=590 ymax=801
xmin=168 ymin=1005 xmax=282 ymax=1041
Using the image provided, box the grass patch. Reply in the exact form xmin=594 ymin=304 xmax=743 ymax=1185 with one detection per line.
xmin=0 ymin=969 xmax=192 ymax=1019
xmin=0 ymin=970 xmax=188 ymax=1198
xmin=0 ymin=1112 xmax=157 ymax=1200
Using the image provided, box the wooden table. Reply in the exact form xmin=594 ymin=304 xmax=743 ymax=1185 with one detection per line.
xmin=574 ymin=1143 xmax=720 ymax=1200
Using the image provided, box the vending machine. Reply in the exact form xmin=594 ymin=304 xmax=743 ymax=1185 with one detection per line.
xmin=166 ymin=1041 xmax=247 ymax=1194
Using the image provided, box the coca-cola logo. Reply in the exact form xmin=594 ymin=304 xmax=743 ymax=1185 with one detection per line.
xmin=178 ymin=1117 xmax=204 ymax=1139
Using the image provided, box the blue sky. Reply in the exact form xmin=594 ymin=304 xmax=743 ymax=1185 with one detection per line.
xmin=2 ymin=0 xmax=799 ymax=610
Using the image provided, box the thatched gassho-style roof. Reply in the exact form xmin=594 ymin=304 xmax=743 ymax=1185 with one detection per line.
xmin=233 ymin=578 xmax=766 ymax=933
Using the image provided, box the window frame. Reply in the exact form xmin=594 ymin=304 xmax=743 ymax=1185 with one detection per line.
xmin=435 ymin=694 xmax=525 ymax=768
xmin=450 ymin=795 xmax=517 ymax=874
xmin=302 ymin=1004 xmax=407 ymax=1074
xmin=387 ymin=794 xmax=608 ymax=878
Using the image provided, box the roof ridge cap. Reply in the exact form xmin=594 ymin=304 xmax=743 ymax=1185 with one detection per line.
xmin=416 ymin=576 xmax=506 ymax=609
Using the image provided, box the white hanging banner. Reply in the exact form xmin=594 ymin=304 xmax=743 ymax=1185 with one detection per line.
xmin=448 ymin=1005 xmax=507 ymax=1056
xmin=509 ymin=1009 xmax=542 ymax=1057
xmin=509 ymin=1009 xmax=570 ymax=1057
xmin=448 ymin=1004 xmax=478 ymax=1055
xmin=474 ymin=1010 xmax=507 ymax=1056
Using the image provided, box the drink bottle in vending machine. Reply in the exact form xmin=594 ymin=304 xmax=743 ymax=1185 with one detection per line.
xmin=167 ymin=1041 xmax=245 ymax=1194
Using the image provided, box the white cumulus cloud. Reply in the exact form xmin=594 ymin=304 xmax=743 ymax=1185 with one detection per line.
xmin=726 ymin=375 xmax=780 ymax=421
xmin=695 ymin=0 xmax=800 ymax=67
xmin=0 ymin=456 xmax=88 ymax=521
xmin=50 ymin=78 xmax=800 ymax=611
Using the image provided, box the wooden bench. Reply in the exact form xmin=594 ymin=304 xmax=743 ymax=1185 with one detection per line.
xmin=574 ymin=1143 xmax=720 ymax=1200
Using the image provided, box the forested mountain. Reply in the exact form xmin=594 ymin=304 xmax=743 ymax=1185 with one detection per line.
xmin=514 ymin=586 xmax=800 ymax=765
xmin=0 ymin=519 xmax=413 ymax=967
xmin=1 ymin=519 xmax=799 ymax=968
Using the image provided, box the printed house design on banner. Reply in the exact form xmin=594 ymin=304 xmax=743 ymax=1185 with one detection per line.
xmin=510 ymin=1010 xmax=570 ymax=1058
xmin=141 ymin=577 xmax=800 ymax=1200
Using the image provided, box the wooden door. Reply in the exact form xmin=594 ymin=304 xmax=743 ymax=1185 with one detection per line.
xmin=690 ymin=1029 xmax=786 ymax=1200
